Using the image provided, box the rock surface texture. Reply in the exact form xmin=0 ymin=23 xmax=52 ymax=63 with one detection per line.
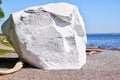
xmin=2 ymin=2 xmax=87 ymax=70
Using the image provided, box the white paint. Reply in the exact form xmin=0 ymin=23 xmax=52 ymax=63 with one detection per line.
xmin=2 ymin=2 xmax=87 ymax=70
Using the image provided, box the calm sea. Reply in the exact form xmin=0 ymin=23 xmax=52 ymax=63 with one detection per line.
xmin=87 ymin=34 xmax=120 ymax=50
xmin=1 ymin=33 xmax=120 ymax=49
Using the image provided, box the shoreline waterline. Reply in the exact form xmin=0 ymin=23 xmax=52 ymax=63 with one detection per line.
xmin=87 ymin=33 xmax=120 ymax=50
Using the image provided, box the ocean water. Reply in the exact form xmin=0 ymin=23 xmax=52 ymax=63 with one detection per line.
xmin=87 ymin=34 xmax=120 ymax=50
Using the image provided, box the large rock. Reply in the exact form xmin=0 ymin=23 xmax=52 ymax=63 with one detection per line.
xmin=2 ymin=2 xmax=87 ymax=70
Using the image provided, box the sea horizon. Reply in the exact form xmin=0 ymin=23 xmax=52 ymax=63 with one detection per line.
xmin=87 ymin=33 xmax=120 ymax=50
xmin=0 ymin=32 xmax=120 ymax=50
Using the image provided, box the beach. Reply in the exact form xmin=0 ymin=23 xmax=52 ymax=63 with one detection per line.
xmin=0 ymin=34 xmax=120 ymax=80
xmin=1 ymin=0 xmax=120 ymax=79
xmin=0 ymin=48 xmax=120 ymax=80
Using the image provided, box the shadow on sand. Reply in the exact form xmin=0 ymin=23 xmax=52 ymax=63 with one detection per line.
xmin=0 ymin=58 xmax=36 ymax=69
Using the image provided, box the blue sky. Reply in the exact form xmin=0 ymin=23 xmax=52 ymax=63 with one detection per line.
xmin=0 ymin=0 xmax=120 ymax=33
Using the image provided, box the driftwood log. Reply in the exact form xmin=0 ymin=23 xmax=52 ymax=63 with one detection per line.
xmin=86 ymin=48 xmax=102 ymax=55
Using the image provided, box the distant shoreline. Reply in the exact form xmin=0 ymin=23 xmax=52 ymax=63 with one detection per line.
xmin=87 ymin=45 xmax=120 ymax=51
xmin=1 ymin=33 xmax=120 ymax=50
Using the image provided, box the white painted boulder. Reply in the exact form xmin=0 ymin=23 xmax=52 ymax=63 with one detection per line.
xmin=2 ymin=2 xmax=87 ymax=70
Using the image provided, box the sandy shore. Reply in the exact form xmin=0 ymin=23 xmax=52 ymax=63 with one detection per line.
xmin=0 ymin=48 xmax=120 ymax=80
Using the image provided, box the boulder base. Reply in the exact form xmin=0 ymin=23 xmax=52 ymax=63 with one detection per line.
xmin=2 ymin=2 xmax=87 ymax=70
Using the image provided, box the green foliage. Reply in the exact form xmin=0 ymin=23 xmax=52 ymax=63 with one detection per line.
xmin=0 ymin=36 xmax=13 ymax=48
xmin=0 ymin=49 xmax=15 ymax=55
xmin=0 ymin=36 xmax=6 ymax=42
xmin=2 ymin=41 xmax=13 ymax=48
xmin=2 ymin=42 xmax=13 ymax=48
xmin=0 ymin=0 xmax=2 ymax=5
xmin=0 ymin=0 xmax=4 ymax=19
xmin=0 ymin=8 xmax=4 ymax=18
